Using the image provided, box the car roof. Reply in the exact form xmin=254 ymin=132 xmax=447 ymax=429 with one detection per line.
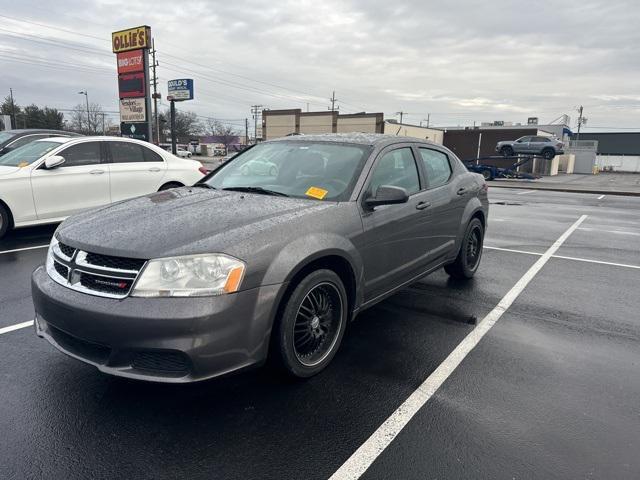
xmin=266 ymin=132 xmax=438 ymax=148
xmin=4 ymin=129 xmax=82 ymax=135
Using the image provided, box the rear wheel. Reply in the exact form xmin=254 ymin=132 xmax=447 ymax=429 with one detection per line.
xmin=481 ymin=169 xmax=493 ymax=181
xmin=445 ymin=218 xmax=484 ymax=279
xmin=542 ymin=148 xmax=555 ymax=160
xmin=500 ymin=146 xmax=514 ymax=157
xmin=272 ymin=269 xmax=348 ymax=378
xmin=0 ymin=203 xmax=11 ymax=239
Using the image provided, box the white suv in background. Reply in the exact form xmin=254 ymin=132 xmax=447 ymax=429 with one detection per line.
xmin=0 ymin=136 xmax=207 ymax=238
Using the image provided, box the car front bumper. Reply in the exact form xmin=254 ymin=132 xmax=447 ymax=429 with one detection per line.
xmin=31 ymin=266 xmax=283 ymax=383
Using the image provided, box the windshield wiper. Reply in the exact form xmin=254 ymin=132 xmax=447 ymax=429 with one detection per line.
xmin=192 ymin=183 xmax=216 ymax=189
xmin=223 ymin=186 xmax=289 ymax=197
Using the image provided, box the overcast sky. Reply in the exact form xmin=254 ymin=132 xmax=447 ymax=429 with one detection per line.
xmin=1 ymin=0 xmax=639 ymax=132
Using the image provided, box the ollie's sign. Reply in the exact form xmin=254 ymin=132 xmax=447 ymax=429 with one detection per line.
xmin=117 ymin=49 xmax=144 ymax=74
xmin=112 ymin=26 xmax=151 ymax=53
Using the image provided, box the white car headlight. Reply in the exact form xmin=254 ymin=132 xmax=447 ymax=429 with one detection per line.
xmin=131 ymin=254 xmax=245 ymax=297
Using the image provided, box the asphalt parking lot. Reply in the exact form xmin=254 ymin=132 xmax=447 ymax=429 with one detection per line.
xmin=1 ymin=188 xmax=639 ymax=479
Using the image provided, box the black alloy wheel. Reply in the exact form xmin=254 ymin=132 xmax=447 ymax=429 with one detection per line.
xmin=542 ymin=148 xmax=555 ymax=160
xmin=0 ymin=203 xmax=10 ymax=239
xmin=293 ymin=282 xmax=343 ymax=367
xmin=481 ymin=169 xmax=492 ymax=181
xmin=444 ymin=218 xmax=484 ymax=279
xmin=272 ymin=269 xmax=348 ymax=377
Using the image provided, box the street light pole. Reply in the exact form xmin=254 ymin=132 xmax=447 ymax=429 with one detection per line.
xmin=78 ymin=91 xmax=90 ymax=133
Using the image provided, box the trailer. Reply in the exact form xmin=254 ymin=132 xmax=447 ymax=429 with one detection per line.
xmin=464 ymin=154 xmax=547 ymax=180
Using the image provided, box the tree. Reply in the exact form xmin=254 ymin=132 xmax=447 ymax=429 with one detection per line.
xmin=68 ymin=102 xmax=107 ymax=134
xmin=1 ymin=95 xmax=20 ymax=129
xmin=212 ymin=120 xmax=238 ymax=152
xmin=162 ymin=108 xmax=203 ymax=141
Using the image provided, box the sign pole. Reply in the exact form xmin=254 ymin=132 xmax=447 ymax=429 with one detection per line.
xmin=170 ymin=100 xmax=177 ymax=155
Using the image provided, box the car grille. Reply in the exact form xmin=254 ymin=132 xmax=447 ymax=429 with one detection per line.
xmin=58 ymin=242 xmax=76 ymax=259
xmin=48 ymin=324 xmax=111 ymax=364
xmin=132 ymin=351 xmax=191 ymax=377
xmin=85 ymin=252 xmax=146 ymax=272
xmin=48 ymin=240 xmax=147 ymax=299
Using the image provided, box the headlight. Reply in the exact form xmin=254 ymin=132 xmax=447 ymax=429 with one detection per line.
xmin=45 ymin=235 xmax=58 ymax=274
xmin=130 ymin=254 xmax=245 ymax=297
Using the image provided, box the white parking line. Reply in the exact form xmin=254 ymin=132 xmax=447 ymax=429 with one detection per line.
xmin=516 ymin=190 xmax=537 ymax=195
xmin=597 ymin=194 xmax=605 ymax=200
xmin=484 ymin=245 xmax=640 ymax=270
xmin=0 ymin=320 xmax=34 ymax=336
xmin=329 ymin=215 xmax=588 ymax=480
xmin=0 ymin=244 xmax=49 ymax=255
xmin=578 ymin=227 xmax=640 ymax=237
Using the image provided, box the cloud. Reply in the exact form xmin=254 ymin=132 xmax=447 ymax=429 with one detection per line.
xmin=1 ymin=0 xmax=639 ymax=129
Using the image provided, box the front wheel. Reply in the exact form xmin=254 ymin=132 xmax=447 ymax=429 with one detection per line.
xmin=500 ymin=146 xmax=514 ymax=157
xmin=272 ymin=269 xmax=348 ymax=378
xmin=445 ymin=218 xmax=484 ymax=279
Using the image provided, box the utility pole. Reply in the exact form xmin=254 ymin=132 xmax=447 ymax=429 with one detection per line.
xmin=420 ymin=115 xmax=431 ymax=128
xmin=78 ymin=90 xmax=90 ymax=133
xmin=101 ymin=113 xmax=105 ymax=134
xmin=251 ymin=105 xmax=263 ymax=144
xmin=9 ymin=88 xmax=16 ymax=129
xmin=151 ymin=39 xmax=160 ymax=144
xmin=576 ymin=105 xmax=584 ymax=141
xmin=245 ymin=118 xmax=249 ymax=145
xmin=396 ymin=111 xmax=405 ymax=124
xmin=170 ymin=100 xmax=177 ymax=154
xmin=329 ymin=91 xmax=338 ymax=112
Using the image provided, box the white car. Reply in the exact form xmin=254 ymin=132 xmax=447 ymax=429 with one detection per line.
xmin=176 ymin=147 xmax=192 ymax=158
xmin=0 ymin=136 xmax=207 ymax=238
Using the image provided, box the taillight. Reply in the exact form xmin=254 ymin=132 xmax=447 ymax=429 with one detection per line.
xmin=198 ymin=166 xmax=209 ymax=175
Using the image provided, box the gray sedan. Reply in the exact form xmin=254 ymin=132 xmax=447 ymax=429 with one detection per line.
xmin=32 ymin=134 xmax=488 ymax=382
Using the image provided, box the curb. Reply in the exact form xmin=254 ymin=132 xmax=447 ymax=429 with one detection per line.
xmin=488 ymin=183 xmax=640 ymax=197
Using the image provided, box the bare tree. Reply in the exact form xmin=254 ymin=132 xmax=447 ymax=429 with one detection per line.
xmin=69 ymin=102 xmax=107 ymax=134
xmin=211 ymin=120 xmax=239 ymax=153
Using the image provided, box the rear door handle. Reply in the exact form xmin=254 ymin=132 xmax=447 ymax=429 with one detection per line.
xmin=148 ymin=167 xmax=161 ymax=172
xmin=89 ymin=169 xmax=105 ymax=175
xmin=456 ymin=187 xmax=468 ymax=196
xmin=416 ymin=201 xmax=431 ymax=210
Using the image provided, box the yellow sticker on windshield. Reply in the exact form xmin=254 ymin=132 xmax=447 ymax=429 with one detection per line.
xmin=18 ymin=161 xmax=29 ymax=168
xmin=305 ymin=186 xmax=328 ymax=200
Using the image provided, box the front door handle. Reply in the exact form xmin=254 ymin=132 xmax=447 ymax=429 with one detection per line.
xmin=89 ymin=169 xmax=105 ymax=175
xmin=416 ymin=201 xmax=431 ymax=210
xmin=456 ymin=187 xmax=468 ymax=196
xmin=148 ymin=167 xmax=161 ymax=172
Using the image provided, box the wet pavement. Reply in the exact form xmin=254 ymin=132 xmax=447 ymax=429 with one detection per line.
xmin=1 ymin=188 xmax=639 ymax=479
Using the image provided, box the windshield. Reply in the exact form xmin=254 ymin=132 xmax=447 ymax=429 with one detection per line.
xmin=204 ymin=141 xmax=371 ymax=201
xmin=0 ymin=132 xmax=13 ymax=144
xmin=0 ymin=140 xmax=60 ymax=167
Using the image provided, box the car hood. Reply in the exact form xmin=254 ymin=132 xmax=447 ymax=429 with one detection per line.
xmin=56 ymin=187 xmax=335 ymax=259
xmin=0 ymin=165 xmax=21 ymax=176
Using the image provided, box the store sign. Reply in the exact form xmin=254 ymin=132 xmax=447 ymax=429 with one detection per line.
xmin=117 ymin=49 xmax=144 ymax=74
xmin=119 ymin=98 xmax=146 ymax=122
xmin=112 ymin=26 xmax=151 ymax=53
xmin=167 ymin=79 xmax=194 ymax=101
xmin=119 ymin=72 xmax=146 ymax=98
xmin=121 ymin=122 xmax=150 ymax=141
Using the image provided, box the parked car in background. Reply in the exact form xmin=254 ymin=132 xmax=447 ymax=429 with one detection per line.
xmin=176 ymin=146 xmax=192 ymax=158
xmin=496 ymin=136 xmax=564 ymax=159
xmin=0 ymin=136 xmax=206 ymax=238
xmin=32 ymin=134 xmax=488 ymax=383
xmin=0 ymin=129 xmax=81 ymax=157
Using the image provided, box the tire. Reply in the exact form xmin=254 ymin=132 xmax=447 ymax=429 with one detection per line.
xmin=542 ymin=148 xmax=555 ymax=160
xmin=0 ymin=203 xmax=11 ymax=239
xmin=187 ymin=153 xmax=192 ymax=158
xmin=272 ymin=269 xmax=348 ymax=378
xmin=158 ymin=182 xmax=183 ymax=191
xmin=481 ymin=169 xmax=493 ymax=181
xmin=241 ymin=165 xmax=250 ymax=176
xmin=269 ymin=166 xmax=277 ymax=176
xmin=500 ymin=146 xmax=514 ymax=157
xmin=445 ymin=218 xmax=484 ymax=280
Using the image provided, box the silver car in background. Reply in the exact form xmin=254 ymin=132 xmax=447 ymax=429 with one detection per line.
xmin=496 ymin=136 xmax=564 ymax=159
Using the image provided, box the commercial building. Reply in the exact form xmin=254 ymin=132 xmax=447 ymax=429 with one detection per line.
xmin=261 ymin=109 xmax=443 ymax=143
xmin=576 ymin=132 xmax=640 ymax=173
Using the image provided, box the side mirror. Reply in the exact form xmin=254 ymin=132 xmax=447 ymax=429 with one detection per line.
xmin=44 ymin=155 xmax=65 ymax=169
xmin=364 ymin=185 xmax=409 ymax=209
